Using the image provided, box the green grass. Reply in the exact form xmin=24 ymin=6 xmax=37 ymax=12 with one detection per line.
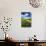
xmin=21 ymin=18 xmax=32 ymax=27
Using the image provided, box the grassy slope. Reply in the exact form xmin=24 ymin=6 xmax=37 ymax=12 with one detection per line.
xmin=21 ymin=18 xmax=32 ymax=27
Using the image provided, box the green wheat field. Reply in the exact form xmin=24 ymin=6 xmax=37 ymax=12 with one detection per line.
xmin=21 ymin=18 xmax=32 ymax=27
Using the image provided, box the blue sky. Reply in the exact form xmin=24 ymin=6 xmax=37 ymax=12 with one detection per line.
xmin=21 ymin=12 xmax=32 ymax=18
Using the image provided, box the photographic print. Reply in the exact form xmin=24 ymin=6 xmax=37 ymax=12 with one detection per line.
xmin=21 ymin=12 xmax=32 ymax=27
